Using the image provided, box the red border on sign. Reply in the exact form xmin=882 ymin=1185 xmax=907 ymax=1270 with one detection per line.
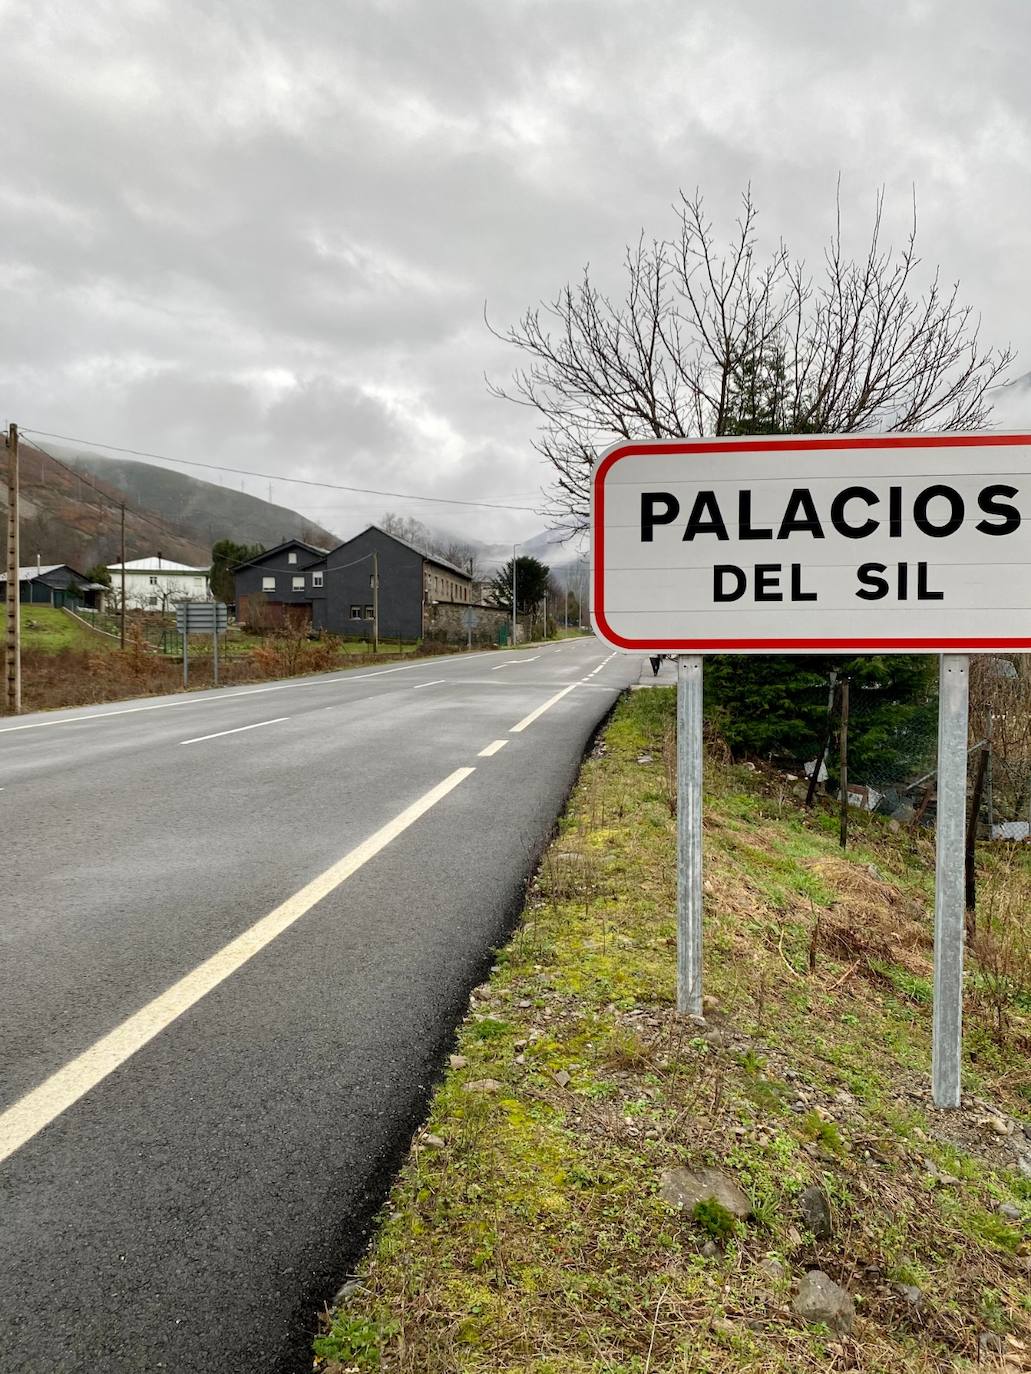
xmin=591 ymin=433 xmax=1031 ymax=651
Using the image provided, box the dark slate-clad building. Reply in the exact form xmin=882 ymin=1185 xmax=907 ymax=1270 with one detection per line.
xmin=233 ymin=540 xmax=329 ymax=630
xmin=0 ymin=564 xmax=105 ymax=609
xmin=233 ymin=526 xmax=474 ymax=640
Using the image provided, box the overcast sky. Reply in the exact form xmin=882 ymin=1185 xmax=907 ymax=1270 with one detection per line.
xmin=2 ymin=0 xmax=1030 ymax=545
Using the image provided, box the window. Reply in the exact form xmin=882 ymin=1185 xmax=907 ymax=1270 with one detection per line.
xmin=288 ymin=551 xmax=297 ymax=565
xmin=149 ymin=575 xmax=158 ymax=585
xmin=147 ymin=595 xmax=159 ymax=607
xmin=312 ymin=571 xmax=324 ymax=588
xmin=369 ymin=573 xmax=375 ymax=588
xmin=262 ymin=576 xmax=276 ymax=591
xmin=350 ymin=605 xmax=362 ymax=619
xmin=292 ymin=575 xmax=305 ymax=590
xmin=364 ymin=604 xmax=374 ymax=619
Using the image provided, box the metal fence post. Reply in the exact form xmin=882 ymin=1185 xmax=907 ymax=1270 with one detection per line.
xmin=933 ymin=653 xmax=969 ymax=1108
xmin=677 ymin=654 xmax=704 ymax=1015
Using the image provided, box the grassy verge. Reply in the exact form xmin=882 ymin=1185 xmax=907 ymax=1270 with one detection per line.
xmin=20 ymin=606 xmax=117 ymax=653
xmin=315 ymin=688 xmax=1031 ymax=1373
xmin=4 ymin=632 xmax=482 ymax=715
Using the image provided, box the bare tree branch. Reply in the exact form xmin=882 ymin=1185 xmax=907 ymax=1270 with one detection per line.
xmin=489 ymin=187 xmax=1015 ymax=532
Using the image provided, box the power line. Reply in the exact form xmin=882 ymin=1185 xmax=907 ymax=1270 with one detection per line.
xmin=239 ymin=551 xmax=374 ymax=577
xmin=19 ymin=427 xmax=542 ymax=512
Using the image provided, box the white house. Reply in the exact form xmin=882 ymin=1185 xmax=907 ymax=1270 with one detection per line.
xmin=107 ymin=556 xmax=210 ymax=611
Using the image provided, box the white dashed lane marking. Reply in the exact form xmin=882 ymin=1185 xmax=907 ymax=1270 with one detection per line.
xmin=509 ymin=684 xmax=579 ymax=734
xmin=179 ymin=718 xmax=289 ymax=746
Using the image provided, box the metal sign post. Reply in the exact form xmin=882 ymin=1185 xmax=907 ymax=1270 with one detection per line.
xmin=933 ymin=654 xmax=970 ymax=1107
xmin=176 ymin=602 xmax=228 ymax=689
xmin=591 ymin=432 xmax=1031 ymax=1109
xmin=677 ymin=655 xmax=704 ymax=1015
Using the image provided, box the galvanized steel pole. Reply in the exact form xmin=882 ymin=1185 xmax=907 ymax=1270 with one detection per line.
xmin=933 ymin=653 xmax=969 ymax=1108
xmin=677 ymin=654 xmax=704 ymax=1015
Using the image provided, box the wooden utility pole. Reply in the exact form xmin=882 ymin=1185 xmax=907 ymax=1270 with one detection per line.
xmin=372 ymin=551 xmax=379 ymax=654
xmin=4 ymin=423 xmax=20 ymax=714
xmin=838 ymin=675 xmax=850 ymax=850
xmin=119 ymin=503 xmax=127 ymax=649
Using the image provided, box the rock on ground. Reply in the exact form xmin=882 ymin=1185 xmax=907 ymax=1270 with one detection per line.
xmin=797 ymin=1183 xmax=833 ymax=1240
xmin=792 ymin=1270 xmax=855 ymax=1335
xmin=658 ymin=1166 xmax=751 ymax=1220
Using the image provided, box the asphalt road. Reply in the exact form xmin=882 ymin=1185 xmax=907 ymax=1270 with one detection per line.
xmin=0 ymin=637 xmax=638 ymax=1373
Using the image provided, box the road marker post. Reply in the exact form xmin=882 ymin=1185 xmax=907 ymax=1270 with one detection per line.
xmin=590 ymin=432 xmax=1031 ymax=1105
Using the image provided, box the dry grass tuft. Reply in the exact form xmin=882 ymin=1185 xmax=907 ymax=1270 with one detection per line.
xmin=809 ymin=856 xmax=932 ymax=980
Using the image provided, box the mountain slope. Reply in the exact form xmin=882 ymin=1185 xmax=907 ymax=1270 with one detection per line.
xmin=1 ymin=445 xmax=341 ymax=574
xmin=63 ymin=452 xmax=340 ymax=555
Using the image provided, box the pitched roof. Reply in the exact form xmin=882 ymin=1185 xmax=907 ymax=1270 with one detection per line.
xmin=0 ymin=564 xmax=84 ymax=583
xmin=107 ymin=558 xmax=209 ymax=573
xmin=230 ymin=540 xmax=329 ymax=572
xmin=361 ymin=525 xmax=471 ymax=579
xmin=8 ymin=564 xmax=61 ymax=580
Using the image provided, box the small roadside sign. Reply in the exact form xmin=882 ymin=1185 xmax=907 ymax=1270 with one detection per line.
xmin=175 ymin=602 xmax=228 ymax=635
xmin=175 ymin=601 xmax=228 ymax=687
xmin=592 ymin=433 xmax=1031 ymax=654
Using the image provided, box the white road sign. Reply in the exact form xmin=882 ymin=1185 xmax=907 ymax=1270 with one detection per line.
xmin=591 ymin=433 xmax=1031 ymax=653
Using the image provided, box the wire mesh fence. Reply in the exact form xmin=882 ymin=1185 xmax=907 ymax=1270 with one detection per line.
xmin=790 ymin=656 xmax=1031 ymax=846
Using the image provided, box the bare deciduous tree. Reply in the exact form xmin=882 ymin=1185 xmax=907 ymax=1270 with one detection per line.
xmin=490 ymin=188 xmax=1014 ymax=531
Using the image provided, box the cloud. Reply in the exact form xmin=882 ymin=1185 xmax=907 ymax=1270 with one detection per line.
xmin=1 ymin=0 xmax=1029 ymax=543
